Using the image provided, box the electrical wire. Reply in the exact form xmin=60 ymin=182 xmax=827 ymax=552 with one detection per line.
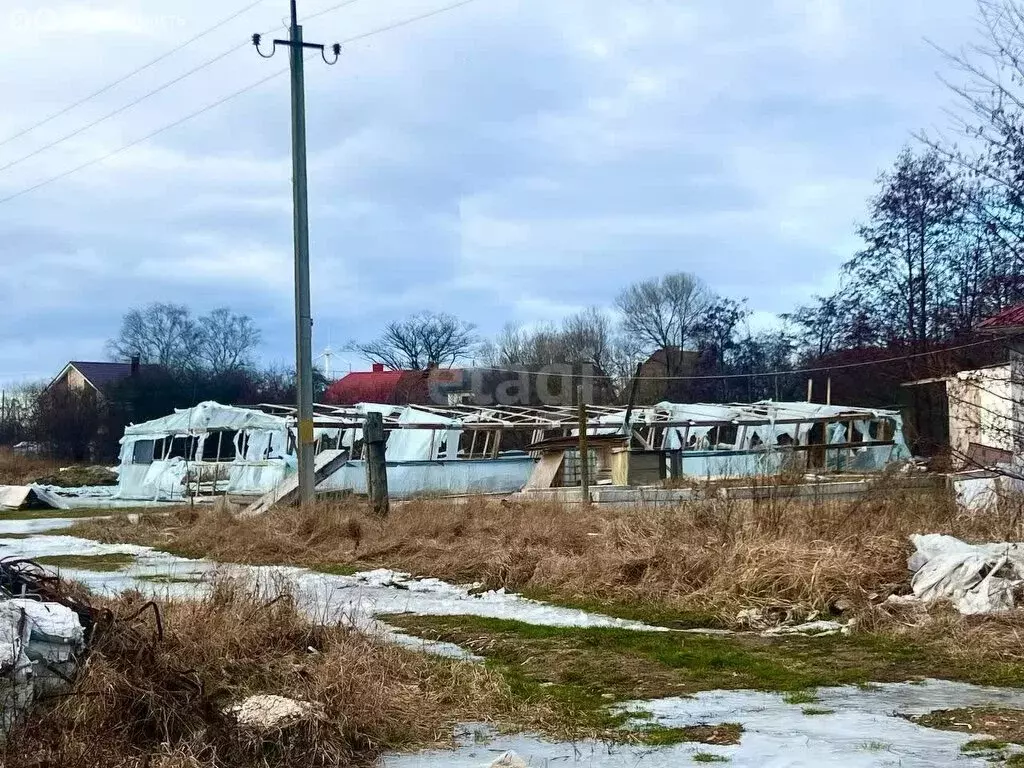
xmin=0 ymin=0 xmax=376 ymax=176
xmin=304 ymin=0 xmax=368 ymax=23
xmin=0 ymin=44 xmax=248 ymax=175
xmin=472 ymin=335 xmax=1019 ymax=382
xmin=0 ymin=0 xmax=268 ymax=150
xmin=339 ymin=0 xmax=481 ymax=44
xmin=0 ymin=0 xmax=485 ymax=205
xmin=0 ymin=67 xmax=288 ymax=206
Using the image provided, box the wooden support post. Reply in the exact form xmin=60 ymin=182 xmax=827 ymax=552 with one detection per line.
xmin=806 ymin=377 xmax=813 ymax=403
xmin=670 ymin=450 xmax=682 ymax=478
xmin=364 ymin=412 xmax=389 ymax=515
xmin=622 ymin=362 xmax=643 ymax=448
xmin=826 ymin=375 xmax=832 ymax=406
xmin=577 ymin=384 xmax=590 ymax=506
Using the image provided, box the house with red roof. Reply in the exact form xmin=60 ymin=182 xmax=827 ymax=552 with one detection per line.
xmin=323 ymin=364 xmax=431 ymax=406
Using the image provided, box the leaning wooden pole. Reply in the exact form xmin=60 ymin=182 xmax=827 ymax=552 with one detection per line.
xmin=622 ymin=362 xmax=643 ymax=448
xmin=364 ymin=412 xmax=390 ymax=515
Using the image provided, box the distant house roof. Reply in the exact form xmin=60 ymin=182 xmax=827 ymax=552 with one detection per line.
xmin=324 ymin=364 xmax=429 ymax=406
xmin=47 ymin=360 xmax=155 ymax=393
xmin=977 ymin=304 xmax=1024 ymax=333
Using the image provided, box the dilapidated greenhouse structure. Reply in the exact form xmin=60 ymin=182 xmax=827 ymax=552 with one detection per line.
xmin=102 ymin=399 xmax=911 ymax=505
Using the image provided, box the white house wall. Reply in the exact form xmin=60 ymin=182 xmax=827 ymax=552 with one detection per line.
xmin=947 ymin=366 xmax=1012 ymax=464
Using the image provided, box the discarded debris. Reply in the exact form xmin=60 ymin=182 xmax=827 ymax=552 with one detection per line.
xmin=229 ymin=694 xmax=323 ymax=730
xmin=906 ymin=534 xmax=1024 ymax=615
xmin=762 ymin=619 xmax=852 ymax=637
xmin=0 ymin=557 xmax=95 ymax=739
xmin=490 ymin=751 xmax=529 ymax=767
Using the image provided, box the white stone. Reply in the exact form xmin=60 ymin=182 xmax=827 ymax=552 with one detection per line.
xmin=229 ymin=695 xmax=320 ymax=730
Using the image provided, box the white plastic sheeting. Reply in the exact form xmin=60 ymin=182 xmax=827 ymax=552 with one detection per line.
xmin=121 ymin=402 xmax=286 ymax=437
xmin=317 ymin=458 xmax=535 ymax=498
xmin=0 ymin=595 xmax=86 ymax=735
xmin=907 ymin=534 xmax=1024 ymax=614
xmin=384 ymin=680 xmax=1024 ymax=767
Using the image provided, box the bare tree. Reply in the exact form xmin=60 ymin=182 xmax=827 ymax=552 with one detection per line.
xmin=918 ymin=0 xmax=1024 ymax=299
xmin=197 ymin=308 xmax=262 ymax=374
xmin=615 ymin=272 xmax=712 ymax=376
xmin=354 ymin=311 xmax=478 ymax=369
xmin=107 ymin=303 xmax=200 ymax=370
xmin=484 ymin=308 xmax=617 ymax=370
xmin=108 ymin=303 xmax=262 ymax=374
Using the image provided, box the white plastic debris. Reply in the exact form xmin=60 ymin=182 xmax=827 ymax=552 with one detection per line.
xmin=490 ymin=751 xmax=529 ymax=767
xmin=229 ymin=695 xmax=321 ymax=730
xmin=0 ymin=602 xmax=30 ymax=675
xmin=762 ymin=619 xmax=851 ymax=637
xmin=0 ymin=596 xmax=86 ymax=737
xmin=907 ymin=534 xmax=1024 ymax=615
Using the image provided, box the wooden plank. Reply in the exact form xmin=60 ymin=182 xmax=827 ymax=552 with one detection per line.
xmin=525 ymin=451 xmax=564 ymax=490
xmin=242 ymin=449 xmax=348 ymax=517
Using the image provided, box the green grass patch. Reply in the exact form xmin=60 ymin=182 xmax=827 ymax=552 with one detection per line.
xmin=1007 ymin=755 xmax=1024 ymax=767
xmin=34 ymin=553 xmax=135 ymax=572
xmin=521 ymin=587 xmax=726 ymax=630
xmin=782 ymin=690 xmax=819 ymax=705
xmin=912 ymin=708 xmax=1024 ymax=744
xmin=634 ymin=724 xmax=741 ymax=747
xmin=0 ymin=507 xmax=152 ymax=521
xmin=135 ymin=574 xmax=205 ymax=585
xmin=801 ymin=707 xmax=835 ymax=716
xmin=693 ymin=754 xmax=729 ymax=764
xmin=860 ymin=741 xmax=889 ymax=751
xmin=387 ymin=614 xmax=1024 ymax=706
xmin=961 ymin=739 xmax=1009 ymax=753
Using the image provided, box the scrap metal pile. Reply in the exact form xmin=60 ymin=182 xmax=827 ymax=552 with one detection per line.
xmin=0 ymin=558 xmax=99 ymax=738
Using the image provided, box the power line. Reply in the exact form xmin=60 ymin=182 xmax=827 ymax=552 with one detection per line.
xmin=0 ymin=44 xmax=247 ymax=175
xmin=0 ymin=0 xmax=485 ymax=205
xmin=305 ymin=0 xmax=367 ymax=23
xmin=0 ymin=0 xmax=370 ymax=176
xmin=0 ymin=0 xmax=268 ymax=150
xmin=473 ymin=335 xmax=1017 ymax=382
xmin=0 ymin=68 xmax=288 ymax=206
xmin=0 ymin=2 xmax=372 ymax=176
xmin=340 ymin=0 xmax=481 ymax=44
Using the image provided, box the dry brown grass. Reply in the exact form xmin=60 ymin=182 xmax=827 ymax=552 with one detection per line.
xmin=70 ymin=476 xmax=1024 ymax=625
xmin=0 ymin=448 xmax=60 ymax=485
xmin=5 ymin=577 xmax=533 ymax=768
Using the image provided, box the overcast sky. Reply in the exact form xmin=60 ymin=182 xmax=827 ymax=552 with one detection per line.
xmin=0 ymin=0 xmax=977 ymax=386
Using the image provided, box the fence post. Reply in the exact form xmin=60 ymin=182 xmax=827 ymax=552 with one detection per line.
xmin=364 ymin=412 xmax=389 ymax=515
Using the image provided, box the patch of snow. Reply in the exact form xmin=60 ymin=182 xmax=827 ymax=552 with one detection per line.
xmin=385 ymin=680 xmax=1024 ymax=767
xmin=0 ymin=518 xmax=77 ymax=536
xmin=0 ymin=537 xmax=667 ymax=635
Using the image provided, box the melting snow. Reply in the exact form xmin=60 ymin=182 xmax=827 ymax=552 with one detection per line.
xmin=385 ymin=680 xmax=1024 ymax=767
xmin=0 ymin=529 xmax=663 ymax=633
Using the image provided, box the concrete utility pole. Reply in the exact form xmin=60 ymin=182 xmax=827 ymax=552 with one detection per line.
xmin=254 ymin=3 xmax=340 ymax=507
